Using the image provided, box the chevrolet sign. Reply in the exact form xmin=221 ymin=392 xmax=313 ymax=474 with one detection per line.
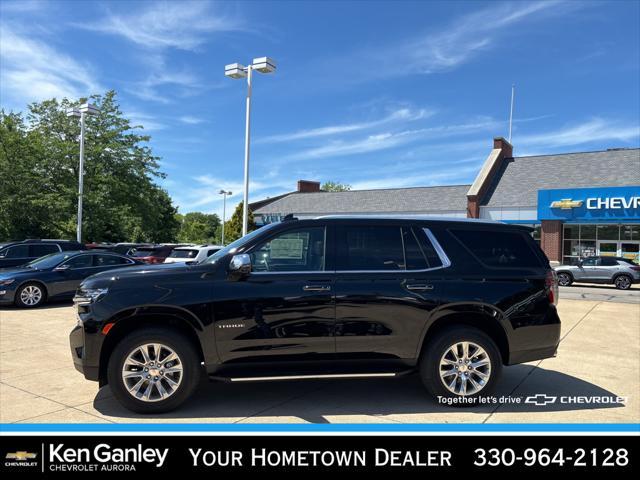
xmin=550 ymin=198 xmax=583 ymax=209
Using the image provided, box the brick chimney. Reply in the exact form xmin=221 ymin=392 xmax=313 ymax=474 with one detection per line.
xmin=466 ymin=137 xmax=513 ymax=218
xmin=297 ymin=180 xmax=321 ymax=193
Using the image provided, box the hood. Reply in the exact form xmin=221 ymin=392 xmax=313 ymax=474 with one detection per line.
xmin=80 ymin=262 xmax=197 ymax=288
xmin=0 ymin=266 xmax=40 ymax=278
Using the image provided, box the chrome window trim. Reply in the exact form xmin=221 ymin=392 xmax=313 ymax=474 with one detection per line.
xmin=250 ymin=228 xmax=452 ymax=275
xmin=423 ymin=228 xmax=452 ymax=268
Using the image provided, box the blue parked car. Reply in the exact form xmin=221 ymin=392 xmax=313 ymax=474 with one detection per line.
xmin=0 ymin=251 xmax=142 ymax=308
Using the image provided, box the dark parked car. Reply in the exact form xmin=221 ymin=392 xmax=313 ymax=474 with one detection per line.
xmin=554 ymin=256 xmax=640 ymax=289
xmin=0 ymin=251 xmax=141 ymax=308
xmin=130 ymin=245 xmax=175 ymax=264
xmin=0 ymin=239 xmax=84 ymax=268
xmin=70 ymin=216 xmax=561 ymax=413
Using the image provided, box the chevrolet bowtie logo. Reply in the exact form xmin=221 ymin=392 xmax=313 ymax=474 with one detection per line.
xmin=6 ymin=451 xmax=37 ymax=461
xmin=525 ymin=394 xmax=557 ymax=406
xmin=550 ymin=198 xmax=583 ymax=209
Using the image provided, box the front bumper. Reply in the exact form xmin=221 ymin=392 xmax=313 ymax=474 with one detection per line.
xmin=69 ymin=323 xmax=100 ymax=381
xmin=0 ymin=288 xmax=16 ymax=305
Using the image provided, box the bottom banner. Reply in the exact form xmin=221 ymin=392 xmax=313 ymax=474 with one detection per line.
xmin=1 ymin=435 xmax=635 ymax=475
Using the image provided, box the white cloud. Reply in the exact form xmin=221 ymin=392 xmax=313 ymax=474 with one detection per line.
xmin=77 ymin=0 xmax=244 ymax=51
xmin=128 ymin=69 xmax=204 ymax=103
xmin=349 ymin=165 xmax=481 ymax=190
xmin=403 ymin=1 xmax=560 ymax=74
xmin=0 ymin=23 xmax=102 ymax=107
xmin=287 ymin=118 xmax=501 ymax=161
xmin=124 ymin=110 xmax=166 ymax=131
xmin=518 ymin=118 xmax=640 ymax=149
xmin=325 ymin=1 xmax=574 ymax=83
xmin=179 ymin=115 xmax=206 ymax=125
xmin=258 ymin=107 xmax=433 ymax=143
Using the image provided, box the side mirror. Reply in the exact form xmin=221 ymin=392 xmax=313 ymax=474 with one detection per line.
xmin=54 ymin=264 xmax=71 ymax=272
xmin=228 ymin=253 xmax=251 ymax=280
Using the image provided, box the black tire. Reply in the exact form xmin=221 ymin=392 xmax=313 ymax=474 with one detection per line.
xmin=14 ymin=282 xmax=47 ymax=308
xmin=614 ymin=274 xmax=633 ymax=290
xmin=107 ymin=327 xmax=201 ymax=413
xmin=557 ymin=272 xmax=573 ymax=287
xmin=419 ymin=327 xmax=502 ymax=407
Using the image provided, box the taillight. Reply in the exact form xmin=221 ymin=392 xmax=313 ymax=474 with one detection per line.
xmin=546 ymin=269 xmax=559 ymax=305
xmin=149 ymin=257 xmax=163 ymax=264
xmin=630 ymin=266 xmax=640 ymax=271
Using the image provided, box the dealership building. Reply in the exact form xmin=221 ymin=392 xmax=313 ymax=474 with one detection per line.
xmin=252 ymin=138 xmax=640 ymax=264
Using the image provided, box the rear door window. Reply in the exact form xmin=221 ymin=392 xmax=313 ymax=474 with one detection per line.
xmin=30 ymin=244 xmax=60 ymax=257
xmin=3 ymin=245 xmax=30 ymax=258
xmin=451 ymin=229 xmax=542 ymax=268
xmin=336 ymin=226 xmax=404 ymax=271
xmin=600 ymin=257 xmax=618 ymax=266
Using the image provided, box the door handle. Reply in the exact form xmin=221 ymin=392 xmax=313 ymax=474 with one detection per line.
xmin=406 ymin=284 xmax=434 ymax=291
xmin=303 ymin=285 xmax=331 ymax=292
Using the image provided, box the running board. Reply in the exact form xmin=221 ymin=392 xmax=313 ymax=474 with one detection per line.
xmin=209 ymin=370 xmax=414 ymax=383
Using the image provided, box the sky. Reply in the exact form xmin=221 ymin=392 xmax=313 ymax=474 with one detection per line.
xmin=1 ymin=0 xmax=639 ymax=217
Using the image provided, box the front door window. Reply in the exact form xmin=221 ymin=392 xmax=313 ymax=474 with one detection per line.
xmin=250 ymin=227 xmax=326 ymax=272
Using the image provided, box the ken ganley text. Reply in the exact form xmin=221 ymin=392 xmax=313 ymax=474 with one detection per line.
xmin=190 ymin=448 xmax=453 ymax=468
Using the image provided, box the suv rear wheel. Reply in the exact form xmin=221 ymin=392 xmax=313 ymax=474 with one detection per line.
xmin=614 ymin=274 xmax=633 ymax=290
xmin=557 ymin=272 xmax=573 ymax=287
xmin=107 ymin=327 xmax=201 ymax=413
xmin=419 ymin=327 xmax=502 ymax=406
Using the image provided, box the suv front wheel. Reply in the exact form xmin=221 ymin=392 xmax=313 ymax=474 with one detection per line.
xmin=107 ymin=327 xmax=201 ymax=413
xmin=419 ymin=327 xmax=502 ymax=406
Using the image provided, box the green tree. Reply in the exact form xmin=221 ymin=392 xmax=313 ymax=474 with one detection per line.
xmin=177 ymin=212 xmax=221 ymax=244
xmin=0 ymin=91 xmax=180 ymax=242
xmin=223 ymin=201 xmax=257 ymax=243
xmin=321 ymin=181 xmax=351 ymax=192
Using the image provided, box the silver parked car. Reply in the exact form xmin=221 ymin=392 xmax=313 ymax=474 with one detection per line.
xmin=554 ymin=256 xmax=640 ymax=290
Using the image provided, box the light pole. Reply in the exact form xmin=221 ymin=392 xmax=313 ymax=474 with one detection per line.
xmin=224 ymin=57 xmax=276 ymax=237
xmin=67 ymin=103 xmax=100 ymax=243
xmin=219 ymin=189 xmax=232 ymax=245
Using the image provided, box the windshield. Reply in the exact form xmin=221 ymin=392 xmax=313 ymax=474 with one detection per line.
xmin=25 ymin=252 xmax=75 ymax=270
xmin=169 ymin=249 xmax=198 ymax=259
xmin=202 ymin=224 xmax=279 ymax=264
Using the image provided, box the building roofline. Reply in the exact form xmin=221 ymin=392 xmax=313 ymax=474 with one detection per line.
xmin=280 ymin=183 xmax=472 ymax=195
xmin=513 ymin=147 xmax=639 ymax=160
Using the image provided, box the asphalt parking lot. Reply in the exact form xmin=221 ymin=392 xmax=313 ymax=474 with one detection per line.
xmin=1 ymin=286 xmax=638 ymax=425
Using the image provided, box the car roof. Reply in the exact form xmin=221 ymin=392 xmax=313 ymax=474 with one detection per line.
xmin=313 ymin=215 xmax=503 ymax=224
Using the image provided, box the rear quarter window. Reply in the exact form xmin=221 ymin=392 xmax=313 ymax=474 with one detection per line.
xmin=450 ymin=228 xmax=542 ymax=268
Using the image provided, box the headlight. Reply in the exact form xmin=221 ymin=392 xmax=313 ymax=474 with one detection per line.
xmin=74 ymin=287 xmax=109 ymax=305
xmin=0 ymin=278 xmax=15 ymax=286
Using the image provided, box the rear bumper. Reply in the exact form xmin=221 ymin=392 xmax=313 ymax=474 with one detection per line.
xmin=506 ymin=306 xmax=562 ymax=365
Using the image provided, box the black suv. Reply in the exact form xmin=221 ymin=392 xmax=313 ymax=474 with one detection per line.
xmin=70 ymin=217 xmax=561 ymax=413
xmin=0 ymin=239 xmax=84 ymax=268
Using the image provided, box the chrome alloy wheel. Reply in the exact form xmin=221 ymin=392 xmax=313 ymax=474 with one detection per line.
xmin=121 ymin=343 xmax=183 ymax=402
xmin=20 ymin=285 xmax=43 ymax=306
xmin=439 ymin=341 xmax=491 ymax=396
xmin=615 ymin=275 xmax=631 ymax=289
